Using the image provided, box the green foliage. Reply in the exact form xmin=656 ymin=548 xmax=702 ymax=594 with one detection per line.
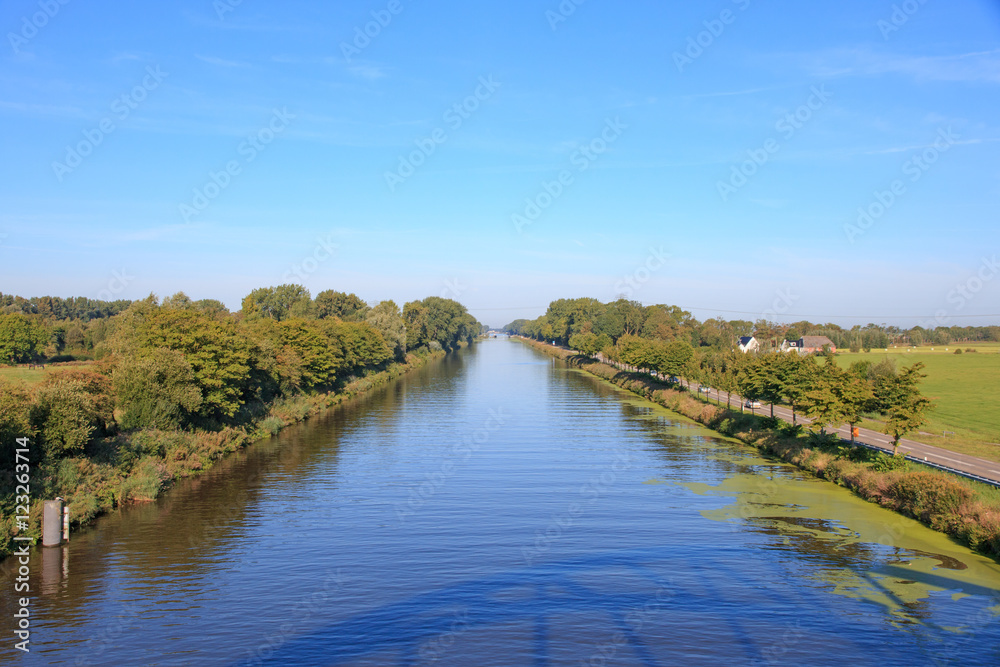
xmin=329 ymin=321 xmax=392 ymax=375
xmin=315 ymin=290 xmax=369 ymax=321
xmin=366 ymin=300 xmax=407 ymax=359
xmin=403 ymin=297 xmax=480 ymax=351
xmin=113 ymin=348 xmax=203 ymax=430
xmin=883 ymin=362 xmax=934 ymax=453
xmin=30 ymin=380 xmax=99 ymax=459
xmin=0 ymin=380 xmax=35 ymax=471
xmin=871 ymin=452 xmax=907 ymax=472
xmin=0 ymin=313 xmax=49 ymax=363
xmin=112 ymin=304 xmax=258 ymax=421
xmin=241 ymin=284 xmax=311 ymax=321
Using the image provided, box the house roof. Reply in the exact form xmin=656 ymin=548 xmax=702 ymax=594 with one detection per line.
xmin=800 ymin=335 xmax=834 ymax=348
xmin=738 ymin=336 xmax=755 ymax=346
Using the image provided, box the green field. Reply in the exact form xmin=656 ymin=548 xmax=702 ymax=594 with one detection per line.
xmin=0 ymin=361 xmax=97 ymax=386
xmin=836 ymin=345 xmax=1000 ymax=462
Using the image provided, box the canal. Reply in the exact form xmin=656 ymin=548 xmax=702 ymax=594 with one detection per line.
xmin=3 ymin=338 xmax=999 ymax=665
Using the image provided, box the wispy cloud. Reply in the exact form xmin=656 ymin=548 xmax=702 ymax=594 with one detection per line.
xmin=803 ymin=47 xmax=1000 ymax=84
xmin=195 ymin=54 xmax=251 ymax=68
xmin=347 ymin=64 xmax=387 ymax=80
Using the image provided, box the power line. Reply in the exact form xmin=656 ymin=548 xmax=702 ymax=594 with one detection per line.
xmin=466 ymin=303 xmax=999 ymax=320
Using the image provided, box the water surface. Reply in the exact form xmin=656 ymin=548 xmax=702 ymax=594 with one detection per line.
xmin=3 ymin=339 xmax=999 ymax=665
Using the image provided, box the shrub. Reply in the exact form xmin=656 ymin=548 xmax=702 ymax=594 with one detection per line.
xmin=871 ymin=452 xmax=907 ymax=472
xmin=888 ymin=472 xmax=974 ymax=523
xmin=0 ymin=380 xmax=35 ymax=471
xmin=261 ymin=416 xmax=283 ymax=435
xmin=954 ymin=349 xmax=963 ymax=355
xmin=31 ymin=380 xmax=99 ymax=459
xmin=113 ymin=348 xmax=203 ymax=430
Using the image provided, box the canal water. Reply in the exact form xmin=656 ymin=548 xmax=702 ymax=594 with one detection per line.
xmin=2 ymin=338 xmax=999 ymax=665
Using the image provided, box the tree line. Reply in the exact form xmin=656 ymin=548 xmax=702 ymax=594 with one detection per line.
xmin=509 ymin=298 xmax=934 ymax=453
xmin=504 ymin=297 xmax=1000 ymax=353
xmin=1 ymin=287 xmax=480 ymax=471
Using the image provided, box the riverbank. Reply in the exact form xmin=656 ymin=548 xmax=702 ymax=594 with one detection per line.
xmin=518 ymin=337 xmax=1000 ymax=561
xmin=0 ymin=348 xmax=447 ymax=560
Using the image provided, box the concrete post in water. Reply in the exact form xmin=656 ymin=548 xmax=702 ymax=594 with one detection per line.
xmin=63 ymin=505 xmax=70 ymax=542
xmin=43 ymin=498 xmax=64 ymax=547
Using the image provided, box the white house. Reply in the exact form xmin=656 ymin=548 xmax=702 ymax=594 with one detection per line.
xmin=737 ymin=336 xmax=759 ymax=353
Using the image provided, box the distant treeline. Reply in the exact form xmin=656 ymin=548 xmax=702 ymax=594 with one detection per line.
xmin=504 ymin=297 xmax=1000 ymax=351
xmin=0 ymin=293 xmax=132 ymax=321
xmin=1 ymin=286 xmax=480 ymax=462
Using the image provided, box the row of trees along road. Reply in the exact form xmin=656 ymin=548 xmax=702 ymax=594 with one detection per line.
xmin=509 ymin=298 xmax=933 ymax=456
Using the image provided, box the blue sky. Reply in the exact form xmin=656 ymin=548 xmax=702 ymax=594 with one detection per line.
xmin=1 ymin=0 xmax=998 ymax=328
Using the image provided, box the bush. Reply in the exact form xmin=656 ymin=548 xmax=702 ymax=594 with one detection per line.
xmin=871 ymin=452 xmax=907 ymax=472
xmin=261 ymin=416 xmax=283 ymax=435
xmin=31 ymin=380 xmax=98 ymax=459
xmin=888 ymin=472 xmax=974 ymax=523
xmin=113 ymin=348 xmax=202 ymax=431
xmin=0 ymin=380 xmax=35 ymax=471
xmin=954 ymin=348 xmax=963 ymax=354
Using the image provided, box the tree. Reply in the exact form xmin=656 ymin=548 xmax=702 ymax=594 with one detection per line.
xmin=403 ymin=297 xmax=480 ymax=351
xmin=241 ymin=285 xmax=311 ymax=321
xmin=659 ymin=339 xmax=694 ymax=381
xmin=366 ymin=300 xmax=407 ymax=360
xmin=800 ymin=357 xmax=848 ymax=436
xmin=327 ymin=320 xmax=392 ymax=376
xmin=315 ymin=290 xmax=369 ymax=321
xmin=0 ymin=313 xmax=50 ymax=363
xmin=113 ymin=348 xmax=203 ymax=430
xmin=883 ymin=362 xmax=934 ymax=454
xmin=112 ymin=303 xmax=259 ymax=421
xmin=774 ymin=353 xmax=813 ymax=425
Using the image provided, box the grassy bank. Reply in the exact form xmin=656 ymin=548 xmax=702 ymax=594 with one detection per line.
xmin=1 ymin=348 xmax=445 ymax=560
xmin=519 ymin=338 xmax=1000 ymax=561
